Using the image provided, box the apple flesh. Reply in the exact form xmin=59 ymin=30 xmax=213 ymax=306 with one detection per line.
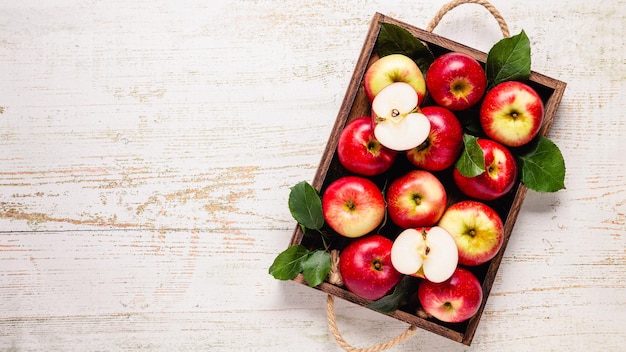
xmin=371 ymin=82 xmax=431 ymax=151
xmin=418 ymin=267 xmax=483 ymax=323
xmin=406 ymin=106 xmax=464 ymax=171
xmin=453 ymin=138 xmax=518 ymax=201
xmin=386 ymin=170 xmax=447 ymax=228
xmin=390 ymin=227 xmax=458 ymax=283
xmin=339 ymin=234 xmax=403 ymax=300
xmin=363 ymin=53 xmax=426 ymax=104
xmin=426 ymin=52 xmax=487 ymax=111
xmin=480 ymin=81 xmax=545 ymax=147
xmin=438 ymin=200 xmax=504 ymax=266
xmin=322 ymin=176 xmax=385 ymax=238
xmin=337 ymin=116 xmax=397 ymax=176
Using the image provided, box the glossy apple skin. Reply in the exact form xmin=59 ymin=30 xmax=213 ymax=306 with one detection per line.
xmin=337 ymin=116 xmax=398 ymax=176
xmin=322 ymin=176 xmax=385 ymax=238
xmin=363 ymin=53 xmax=426 ymax=105
xmin=339 ymin=234 xmax=403 ymax=300
xmin=406 ymin=106 xmax=463 ymax=171
xmin=426 ymin=52 xmax=487 ymax=111
xmin=453 ymin=138 xmax=518 ymax=201
xmin=480 ymin=81 xmax=545 ymax=147
xmin=386 ymin=170 xmax=447 ymax=228
xmin=438 ymin=200 xmax=504 ymax=266
xmin=418 ymin=267 xmax=483 ymax=323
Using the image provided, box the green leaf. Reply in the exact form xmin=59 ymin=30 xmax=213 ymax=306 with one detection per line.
xmin=455 ymin=134 xmax=485 ymax=177
xmin=377 ymin=22 xmax=435 ymax=75
xmin=301 ymin=250 xmax=332 ymax=287
xmin=367 ymin=276 xmax=415 ymax=313
xmin=518 ymin=136 xmax=566 ymax=192
xmin=268 ymin=245 xmax=310 ymax=281
xmin=288 ymin=181 xmax=324 ymax=230
xmin=486 ymin=30 xmax=531 ymax=88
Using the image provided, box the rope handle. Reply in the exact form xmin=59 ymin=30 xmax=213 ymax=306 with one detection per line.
xmin=426 ymin=0 xmax=510 ymax=37
xmin=326 ymin=1 xmax=510 ymax=350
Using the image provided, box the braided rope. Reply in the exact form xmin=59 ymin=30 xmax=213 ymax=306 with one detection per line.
xmin=426 ymin=0 xmax=510 ymax=37
xmin=326 ymin=295 xmax=418 ymax=352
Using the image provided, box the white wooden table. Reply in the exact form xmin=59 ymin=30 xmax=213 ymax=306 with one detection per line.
xmin=1 ymin=1 xmax=624 ymax=351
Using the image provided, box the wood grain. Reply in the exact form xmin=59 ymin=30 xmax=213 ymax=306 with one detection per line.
xmin=1 ymin=0 xmax=624 ymax=351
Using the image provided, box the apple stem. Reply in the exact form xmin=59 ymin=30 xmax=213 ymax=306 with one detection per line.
xmin=372 ymin=259 xmax=383 ymax=272
xmin=366 ymin=140 xmax=380 ymax=154
xmin=416 ymin=139 xmax=430 ymax=152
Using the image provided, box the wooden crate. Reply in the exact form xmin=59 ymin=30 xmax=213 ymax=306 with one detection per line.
xmin=289 ymin=12 xmax=566 ymax=345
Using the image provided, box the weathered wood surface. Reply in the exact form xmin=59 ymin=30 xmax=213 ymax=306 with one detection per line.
xmin=1 ymin=1 xmax=624 ymax=351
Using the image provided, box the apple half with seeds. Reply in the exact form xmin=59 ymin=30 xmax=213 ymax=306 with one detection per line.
xmin=390 ymin=226 xmax=459 ymax=283
xmin=371 ymin=82 xmax=430 ymax=151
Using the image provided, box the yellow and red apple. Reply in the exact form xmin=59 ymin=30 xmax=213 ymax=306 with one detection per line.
xmin=363 ymin=53 xmax=426 ymax=104
xmin=321 ymin=176 xmax=385 ymax=238
xmin=438 ymin=200 xmax=504 ymax=266
xmin=480 ymin=81 xmax=545 ymax=147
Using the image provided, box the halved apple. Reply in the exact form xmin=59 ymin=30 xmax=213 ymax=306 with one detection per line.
xmin=371 ymin=82 xmax=430 ymax=151
xmin=390 ymin=226 xmax=459 ymax=283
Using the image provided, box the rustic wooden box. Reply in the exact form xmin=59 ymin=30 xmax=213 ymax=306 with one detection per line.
xmin=289 ymin=12 xmax=566 ymax=346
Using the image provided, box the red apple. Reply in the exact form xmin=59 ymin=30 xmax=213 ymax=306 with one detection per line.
xmin=406 ymin=106 xmax=464 ymax=171
xmin=418 ymin=267 xmax=483 ymax=323
xmin=453 ymin=138 xmax=518 ymax=201
xmin=322 ymin=176 xmax=385 ymax=238
xmin=364 ymin=53 xmax=426 ymax=105
xmin=386 ymin=170 xmax=447 ymax=228
xmin=391 ymin=226 xmax=458 ymax=283
xmin=426 ymin=52 xmax=487 ymax=111
xmin=337 ymin=116 xmax=397 ymax=176
xmin=480 ymin=81 xmax=545 ymax=147
xmin=339 ymin=234 xmax=403 ymax=300
xmin=438 ymin=200 xmax=504 ymax=266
